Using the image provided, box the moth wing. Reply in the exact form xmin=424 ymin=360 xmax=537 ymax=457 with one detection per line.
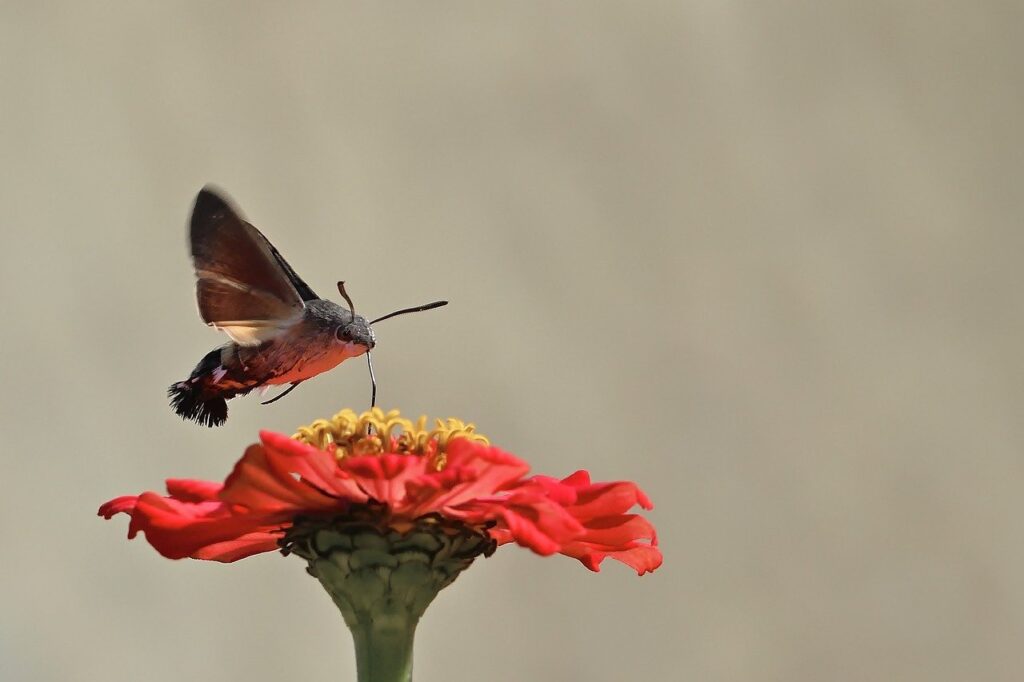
xmin=189 ymin=187 xmax=314 ymax=346
xmin=259 ymin=233 xmax=319 ymax=303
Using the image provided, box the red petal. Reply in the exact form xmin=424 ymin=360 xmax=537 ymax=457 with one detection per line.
xmin=534 ymin=471 xmax=662 ymax=574
xmin=98 ymin=432 xmax=372 ymax=562
xmin=338 ymin=453 xmax=426 ymax=506
xmin=508 ymin=474 xmax=578 ymax=505
xmin=454 ymin=486 xmax=585 ymax=556
xmin=259 ymin=432 xmax=366 ymax=499
xmin=98 ymin=495 xmax=139 ymax=519
xmin=165 ymin=479 xmax=222 ymax=502
xmin=219 ymin=437 xmax=353 ymax=512
xmin=560 ymin=472 xmax=654 ymax=517
xmin=560 ymin=541 xmax=664 ymax=575
xmin=567 ymin=514 xmax=658 ymax=547
xmin=403 ymin=440 xmax=531 ymax=516
xmin=123 ymin=490 xmax=284 ymax=560
xmin=191 ymin=531 xmax=282 ymax=562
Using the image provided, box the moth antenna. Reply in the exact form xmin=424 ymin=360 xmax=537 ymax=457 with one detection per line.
xmin=337 ymin=281 xmax=356 ymax=320
xmin=370 ymin=300 xmax=448 ymax=325
xmin=366 ymin=351 xmax=377 ymax=408
xmin=261 ymin=381 xmax=303 ymax=405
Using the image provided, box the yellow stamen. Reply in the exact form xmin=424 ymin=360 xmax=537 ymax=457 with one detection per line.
xmin=293 ymin=408 xmax=488 ymax=467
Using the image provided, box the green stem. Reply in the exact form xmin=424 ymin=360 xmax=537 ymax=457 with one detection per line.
xmin=349 ymin=615 xmax=417 ymax=682
xmin=282 ymin=511 xmax=497 ymax=682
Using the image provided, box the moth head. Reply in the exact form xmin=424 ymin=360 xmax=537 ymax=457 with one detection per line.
xmin=334 ymin=281 xmax=376 ymax=350
xmin=334 ymin=280 xmax=448 ymax=409
xmin=334 ymin=280 xmax=447 ymax=353
xmin=335 ymin=316 xmax=376 ymax=350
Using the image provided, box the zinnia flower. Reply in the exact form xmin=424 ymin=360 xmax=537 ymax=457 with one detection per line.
xmin=100 ymin=408 xmax=660 ymax=681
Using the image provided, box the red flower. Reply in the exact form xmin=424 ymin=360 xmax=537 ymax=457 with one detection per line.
xmin=99 ymin=410 xmax=661 ymax=575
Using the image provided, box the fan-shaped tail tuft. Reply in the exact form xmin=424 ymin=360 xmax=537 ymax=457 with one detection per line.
xmin=168 ymin=381 xmax=228 ymax=428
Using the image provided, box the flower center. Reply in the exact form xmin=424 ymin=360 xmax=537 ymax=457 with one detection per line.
xmin=292 ymin=407 xmax=489 ymax=471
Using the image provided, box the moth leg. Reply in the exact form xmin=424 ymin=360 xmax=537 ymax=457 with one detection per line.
xmin=235 ymin=345 xmax=250 ymax=372
xmin=261 ymin=381 xmax=303 ymax=405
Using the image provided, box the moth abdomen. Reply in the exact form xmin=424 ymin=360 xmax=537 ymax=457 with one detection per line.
xmin=168 ymin=347 xmax=256 ymax=427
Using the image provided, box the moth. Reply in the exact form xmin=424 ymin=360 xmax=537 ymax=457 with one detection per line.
xmin=168 ymin=187 xmax=446 ymax=427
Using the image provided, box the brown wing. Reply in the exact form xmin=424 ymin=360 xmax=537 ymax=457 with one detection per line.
xmin=189 ymin=187 xmax=305 ymax=346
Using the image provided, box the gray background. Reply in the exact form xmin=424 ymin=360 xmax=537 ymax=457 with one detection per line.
xmin=2 ymin=3 xmax=1022 ymax=681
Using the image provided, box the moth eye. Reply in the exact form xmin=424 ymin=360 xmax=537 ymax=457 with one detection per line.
xmin=335 ymin=326 xmax=347 ymax=341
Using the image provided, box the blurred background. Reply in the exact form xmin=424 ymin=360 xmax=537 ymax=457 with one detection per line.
xmin=1 ymin=3 xmax=1022 ymax=681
